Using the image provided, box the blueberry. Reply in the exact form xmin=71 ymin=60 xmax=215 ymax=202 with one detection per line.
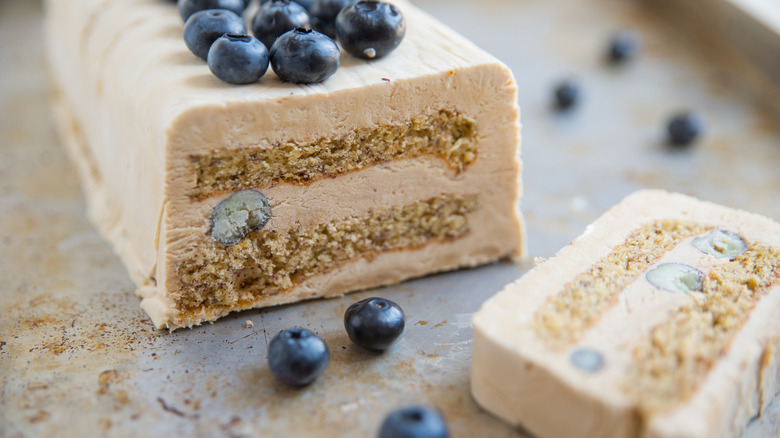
xmin=336 ymin=1 xmax=405 ymax=59
xmin=208 ymin=34 xmax=270 ymax=84
xmin=607 ymin=30 xmax=640 ymax=63
xmin=210 ymin=189 xmax=271 ymax=245
xmin=553 ymin=79 xmax=580 ymax=110
xmin=344 ymin=297 xmax=405 ymax=352
xmin=177 ymin=0 xmax=246 ymax=22
xmin=270 ymin=28 xmax=340 ymax=83
xmin=251 ymin=0 xmax=311 ymax=49
xmin=310 ymin=0 xmax=352 ymax=38
xmin=183 ymin=9 xmax=247 ymax=60
xmin=692 ymin=229 xmax=747 ymax=259
xmin=570 ymin=348 xmax=604 ymax=372
xmin=646 ymin=263 xmax=704 ymax=294
xmin=667 ymin=112 xmax=703 ymax=146
xmin=268 ymin=328 xmax=330 ymax=386
xmin=379 ymin=405 xmax=449 ymax=438
xmin=261 ymin=0 xmax=315 ymax=10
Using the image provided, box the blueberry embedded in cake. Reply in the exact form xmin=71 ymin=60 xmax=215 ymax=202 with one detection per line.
xmin=45 ymin=0 xmax=524 ymax=329
xmin=471 ymin=190 xmax=780 ymax=438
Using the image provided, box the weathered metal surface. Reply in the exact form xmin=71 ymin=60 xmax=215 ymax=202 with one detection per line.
xmin=1 ymin=0 xmax=779 ymax=437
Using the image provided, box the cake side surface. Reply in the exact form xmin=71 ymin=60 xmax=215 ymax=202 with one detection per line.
xmin=471 ymin=190 xmax=780 ymax=438
xmin=45 ymin=0 xmax=170 ymax=286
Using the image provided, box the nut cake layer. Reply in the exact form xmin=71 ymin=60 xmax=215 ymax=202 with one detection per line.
xmin=472 ymin=190 xmax=780 ymax=438
xmin=45 ymin=0 xmax=524 ymax=329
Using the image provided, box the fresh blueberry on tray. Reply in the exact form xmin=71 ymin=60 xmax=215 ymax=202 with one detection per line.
xmin=270 ymin=27 xmax=340 ymax=83
xmin=252 ymin=0 xmax=312 ymax=49
xmin=183 ymin=9 xmax=247 ymax=60
xmin=208 ymin=34 xmax=270 ymax=84
xmin=667 ymin=112 xmax=703 ymax=146
xmin=336 ymin=0 xmax=406 ymax=59
xmin=268 ymin=328 xmax=330 ymax=386
xmin=344 ymin=297 xmax=405 ymax=352
xmin=607 ymin=30 xmax=640 ymax=63
xmin=177 ymin=0 xmax=246 ymax=22
xmin=379 ymin=405 xmax=449 ymax=438
xmin=310 ymin=0 xmax=353 ymax=38
xmin=553 ymin=79 xmax=580 ymax=110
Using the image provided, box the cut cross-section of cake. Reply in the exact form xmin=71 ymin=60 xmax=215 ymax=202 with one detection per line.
xmin=471 ymin=190 xmax=780 ymax=438
xmin=45 ymin=0 xmax=524 ymax=329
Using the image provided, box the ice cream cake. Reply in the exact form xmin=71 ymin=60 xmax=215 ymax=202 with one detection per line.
xmin=472 ymin=190 xmax=780 ymax=438
xmin=45 ymin=0 xmax=524 ymax=329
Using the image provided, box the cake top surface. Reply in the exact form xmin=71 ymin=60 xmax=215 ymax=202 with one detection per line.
xmin=71 ymin=0 xmax=504 ymax=122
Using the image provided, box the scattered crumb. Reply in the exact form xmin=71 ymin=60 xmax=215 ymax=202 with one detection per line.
xmin=28 ymin=410 xmax=50 ymax=424
xmin=97 ymin=369 xmax=120 ymax=395
xmin=569 ymin=195 xmax=588 ymax=213
xmin=245 ymin=320 xmax=254 ymax=329
xmin=533 ymin=257 xmax=547 ymax=267
xmin=98 ymin=418 xmax=111 ymax=431
xmin=339 ymin=402 xmax=360 ymax=412
xmin=157 ymin=397 xmax=187 ymax=418
xmin=113 ymin=389 xmax=129 ymax=405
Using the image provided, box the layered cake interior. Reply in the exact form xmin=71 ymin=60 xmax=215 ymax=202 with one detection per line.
xmin=471 ymin=190 xmax=780 ymax=438
xmin=45 ymin=0 xmax=524 ymax=329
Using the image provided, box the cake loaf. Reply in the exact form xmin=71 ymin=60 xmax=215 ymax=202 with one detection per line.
xmin=45 ymin=0 xmax=524 ymax=329
xmin=472 ymin=190 xmax=780 ymax=438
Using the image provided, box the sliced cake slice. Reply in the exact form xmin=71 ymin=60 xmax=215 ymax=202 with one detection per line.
xmin=45 ymin=0 xmax=524 ymax=329
xmin=472 ymin=190 xmax=780 ymax=438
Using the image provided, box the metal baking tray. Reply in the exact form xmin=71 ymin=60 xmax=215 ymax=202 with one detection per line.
xmin=2 ymin=0 xmax=779 ymax=436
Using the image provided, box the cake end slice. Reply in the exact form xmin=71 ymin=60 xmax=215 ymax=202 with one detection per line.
xmin=471 ymin=190 xmax=780 ymax=438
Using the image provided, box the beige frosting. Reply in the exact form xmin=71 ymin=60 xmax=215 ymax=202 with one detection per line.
xmin=471 ymin=190 xmax=780 ymax=438
xmin=45 ymin=0 xmax=524 ymax=328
